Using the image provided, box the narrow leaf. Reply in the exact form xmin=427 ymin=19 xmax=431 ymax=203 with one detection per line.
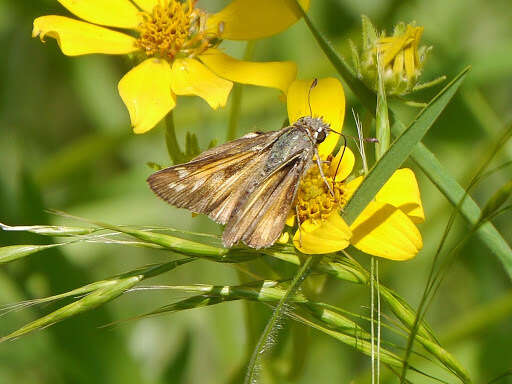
xmin=394 ymin=123 xmax=512 ymax=279
xmin=244 ymin=256 xmax=319 ymax=384
xmin=1 ymin=259 xmax=193 ymax=335
xmin=1 ymin=276 xmax=141 ymax=343
xmin=343 ymin=67 xmax=470 ymax=224
xmin=480 ymin=180 xmax=512 ymax=221
xmin=375 ymin=54 xmax=391 ymax=159
xmin=0 ymin=223 xmax=94 ymax=236
xmin=0 ymin=244 xmax=61 ymax=265
xmin=293 ymin=0 xmax=376 ymax=108
xmin=47 ymin=211 xmax=255 ymax=262
xmin=298 ymin=4 xmax=512 ymax=279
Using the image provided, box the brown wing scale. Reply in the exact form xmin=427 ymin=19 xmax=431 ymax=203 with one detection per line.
xmin=147 ymin=131 xmax=280 ymax=224
xmin=222 ymin=156 xmax=309 ymax=249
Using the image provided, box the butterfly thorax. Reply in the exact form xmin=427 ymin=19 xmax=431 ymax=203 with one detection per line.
xmin=294 ymin=116 xmax=330 ymax=144
xmin=264 ymin=127 xmax=312 ymax=174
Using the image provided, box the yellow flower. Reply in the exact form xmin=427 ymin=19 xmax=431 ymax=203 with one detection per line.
xmin=377 ymin=24 xmax=424 ymax=84
xmin=355 ymin=16 xmax=430 ymax=95
xmin=33 ymin=0 xmax=309 ymax=133
xmin=286 ymin=79 xmax=425 ymax=260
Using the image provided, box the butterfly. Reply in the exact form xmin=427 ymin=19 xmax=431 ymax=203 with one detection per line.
xmin=147 ymin=83 xmax=337 ymax=249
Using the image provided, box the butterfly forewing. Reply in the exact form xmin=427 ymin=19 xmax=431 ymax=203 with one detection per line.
xmin=222 ymin=156 xmax=309 ymax=248
xmin=147 ymin=131 xmax=280 ymax=224
xmin=147 ymin=116 xmax=329 ymax=249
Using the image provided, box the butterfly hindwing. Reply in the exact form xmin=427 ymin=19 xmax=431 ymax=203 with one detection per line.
xmin=148 ymin=122 xmax=323 ymax=249
xmin=147 ymin=130 xmax=282 ymax=224
xmin=222 ymin=152 xmax=312 ymax=249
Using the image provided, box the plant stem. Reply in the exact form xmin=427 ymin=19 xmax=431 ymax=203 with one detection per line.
xmin=165 ymin=111 xmax=186 ymax=164
xmin=375 ymin=53 xmax=390 ymax=160
xmin=244 ymin=255 xmax=319 ymax=384
xmin=227 ymin=41 xmax=256 ymax=141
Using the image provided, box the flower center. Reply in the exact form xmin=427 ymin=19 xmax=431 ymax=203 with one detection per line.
xmin=377 ymin=24 xmax=423 ymax=81
xmin=136 ymin=0 xmax=212 ymax=60
xmin=296 ymin=159 xmax=346 ymax=224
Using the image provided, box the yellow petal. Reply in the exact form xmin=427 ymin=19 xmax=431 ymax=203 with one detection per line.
xmin=207 ymin=0 xmax=310 ymax=40
xmin=350 ymin=201 xmax=422 ymax=261
xmin=376 ymin=168 xmax=425 ymax=223
xmin=118 ymin=59 xmax=176 ymax=134
xmin=286 ymin=211 xmax=296 ymax=227
xmin=330 ymin=146 xmax=355 ymax=182
xmin=287 ymin=78 xmax=345 ymax=158
xmin=343 ymin=176 xmax=363 ymax=203
xmin=33 ymin=16 xmax=138 ymax=56
xmin=199 ymin=49 xmax=297 ymax=93
xmin=170 ymin=58 xmax=233 ymax=110
xmin=57 ymin=0 xmax=141 ymax=29
xmin=132 ymin=0 xmax=157 ymax=13
xmin=380 ymin=33 xmax=409 ymax=69
xmin=404 ymin=45 xmax=416 ymax=79
xmin=293 ymin=213 xmax=351 ymax=254
xmin=277 ymin=232 xmax=290 ymax=244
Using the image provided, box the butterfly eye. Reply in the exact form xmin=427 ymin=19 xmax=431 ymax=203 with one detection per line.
xmin=316 ymin=129 xmax=326 ymax=144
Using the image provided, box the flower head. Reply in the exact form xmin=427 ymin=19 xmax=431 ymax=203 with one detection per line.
xmin=285 ymin=78 xmax=425 ymax=260
xmin=353 ymin=16 xmax=431 ymax=95
xmin=33 ymin=0 xmax=308 ymax=133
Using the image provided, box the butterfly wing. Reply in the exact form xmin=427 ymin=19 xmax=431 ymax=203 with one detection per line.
xmin=222 ymin=152 xmax=311 ymax=249
xmin=148 ymin=126 xmax=315 ymax=249
xmin=147 ymin=130 xmax=282 ymax=225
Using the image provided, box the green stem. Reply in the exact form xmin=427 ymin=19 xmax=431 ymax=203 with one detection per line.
xmin=295 ymin=1 xmax=375 ymax=108
xmin=227 ymin=42 xmax=256 ymax=141
xmin=297 ymin=0 xmax=512 ymax=279
xmin=244 ymin=255 xmax=319 ymax=384
xmin=165 ymin=111 xmax=186 ymax=164
xmin=375 ymin=54 xmax=390 ymax=160
xmin=398 ymin=127 xmax=512 ymax=384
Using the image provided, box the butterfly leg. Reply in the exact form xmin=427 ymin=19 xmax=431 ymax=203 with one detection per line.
xmin=314 ymin=147 xmax=335 ymax=197
xmin=296 ymin=204 xmax=302 ymax=247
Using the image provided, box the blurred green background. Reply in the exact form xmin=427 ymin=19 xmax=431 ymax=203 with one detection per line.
xmin=1 ymin=0 xmax=511 ymax=383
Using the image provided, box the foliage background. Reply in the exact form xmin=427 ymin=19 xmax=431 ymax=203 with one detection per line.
xmin=0 ymin=0 xmax=511 ymax=383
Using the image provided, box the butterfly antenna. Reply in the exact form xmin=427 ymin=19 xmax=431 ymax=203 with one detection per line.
xmin=352 ymin=108 xmax=369 ymax=174
xmin=308 ymin=78 xmax=318 ymax=116
xmin=332 ymin=134 xmax=347 ymax=189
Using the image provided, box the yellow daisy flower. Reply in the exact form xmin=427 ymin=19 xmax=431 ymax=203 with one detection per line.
xmin=286 ymin=79 xmax=425 ymax=260
xmin=32 ymin=0 xmax=309 ymax=133
xmin=378 ymin=24 xmax=424 ymax=84
xmin=356 ymin=16 xmax=430 ymax=95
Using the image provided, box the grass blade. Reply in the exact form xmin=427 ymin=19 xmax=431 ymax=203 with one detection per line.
xmin=296 ymin=2 xmax=512 ymax=278
xmin=393 ymin=122 xmax=512 ymax=279
xmin=1 ymin=259 xmax=193 ymax=341
xmin=244 ymin=255 xmax=318 ymax=384
xmin=0 ymin=243 xmax=62 ymax=265
xmin=1 ymin=276 xmax=142 ymax=343
xmin=0 ymin=222 xmax=95 ymax=236
xmin=297 ymin=0 xmax=512 ymax=274
xmin=293 ymin=1 xmax=375 ymax=108
xmin=343 ymin=67 xmax=470 ymax=224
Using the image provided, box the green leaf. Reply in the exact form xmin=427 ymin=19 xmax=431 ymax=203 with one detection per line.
xmin=294 ymin=1 xmax=376 ymax=109
xmin=343 ymin=67 xmax=470 ymax=224
xmin=394 ymin=124 xmax=512 ymax=279
xmin=244 ymin=255 xmax=319 ymax=384
xmin=480 ymin=180 xmax=512 ymax=221
xmin=0 ymin=259 xmax=192 ymax=341
xmin=0 ymin=222 xmax=95 ymax=236
xmin=297 ymin=4 xmax=512 ymax=279
xmin=375 ymin=53 xmax=391 ymax=159
xmin=0 ymin=243 xmax=61 ymax=265
xmin=1 ymin=276 xmax=142 ymax=343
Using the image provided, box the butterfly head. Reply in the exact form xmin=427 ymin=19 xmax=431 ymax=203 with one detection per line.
xmin=295 ymin=116 xmax=330 ymax=144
